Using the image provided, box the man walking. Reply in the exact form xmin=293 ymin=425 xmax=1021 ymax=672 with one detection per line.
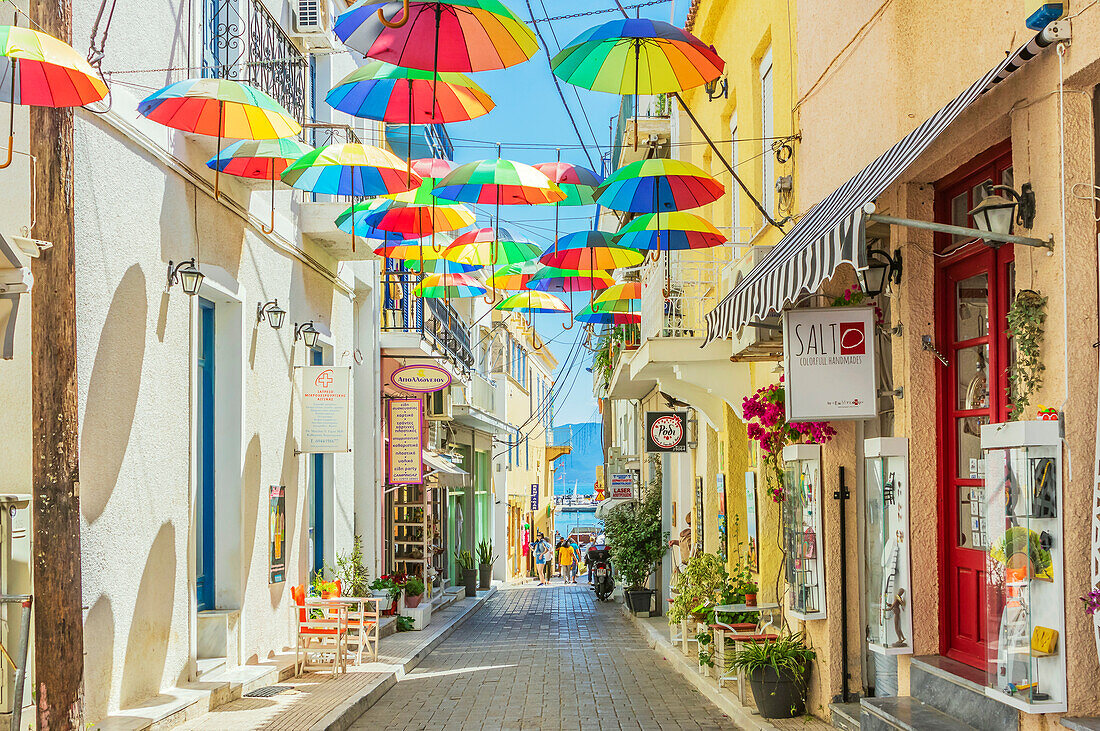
xmin=558 ymin=538 xmax=576 ymax=584
xmin=534 ymin=533 xmax=551 ymax=585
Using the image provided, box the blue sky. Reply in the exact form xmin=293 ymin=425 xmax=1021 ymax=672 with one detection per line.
xmin=444 ymin=0 xmax=687 ymax=426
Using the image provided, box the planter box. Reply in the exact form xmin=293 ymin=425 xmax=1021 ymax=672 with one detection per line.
xmin=398 ymin=603 xmax=432 ymax=631
xmin=371 ymin=592 xmax=394 ymax=612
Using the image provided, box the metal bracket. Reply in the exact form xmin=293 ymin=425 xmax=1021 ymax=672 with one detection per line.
xmin=922 ymin=335 xmax=949 ymax=367
xmin=878 ymin=386 xmax=904 ymax=399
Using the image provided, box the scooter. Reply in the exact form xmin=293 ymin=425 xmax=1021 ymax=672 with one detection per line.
xmin=587 ymin=544 xmax=614 ymax=601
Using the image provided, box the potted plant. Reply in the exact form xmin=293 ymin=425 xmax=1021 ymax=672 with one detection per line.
xmin=476 ymin=540 xmax=497 ymax=590
xmin=603 ymin=457 xmax=668 ymax=615
xmin=743 ymin=580 xmax=759 ymax=607
xmin=370 ymin=575 xmax=401 ymax=613
xmin=669 ymin=554 xmax=727 ymax=625
xmin=403 ymin=576 xmax=425 ymax=608
xmin=455 ymin=550 xmax=477 ymax=597
xmin=310 ymin=572 xmax=340 ymax=599
xmin=730 ymin=632 xmax=816 ymax=718
xmin=328 ymin=534 xmax=370 ymax=597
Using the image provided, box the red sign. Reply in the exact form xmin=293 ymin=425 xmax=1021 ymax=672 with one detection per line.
xmin=839 ymin=322 xmax=867 ymax=355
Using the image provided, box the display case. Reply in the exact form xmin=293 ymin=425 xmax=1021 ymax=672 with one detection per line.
xmin=981 ymin=421 xmax=1066 ymax=714
xmin=864 ymin=438 xmax=912 ymax=655
xmin=782 ymin=444 xmax=826 ymax=620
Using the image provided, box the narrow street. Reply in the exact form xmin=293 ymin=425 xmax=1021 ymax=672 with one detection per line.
xmin=349 ymin=583 xmax=739 ymax=730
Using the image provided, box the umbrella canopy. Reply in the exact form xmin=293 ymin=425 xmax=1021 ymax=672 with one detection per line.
xmin=576 ymin=303 xmax=640 ymax=325
xmin=550 ymin=18 xmax=723 ymax=95
xmin=613 ymin=210 xmax=726 ymax=251
xmin=443 ymin=227 xmax=542 ymax=265
xmin=433 ymin=159 xmax=564 ymax=205
xmin=326 ymin=61 xmax=494 ymax=123
xmin=138 ymin=78 xmax=301 ymax=139
xmin=485 ymin=261 xmax=540 ymax=290
xmin=496 ymin=290 xmax=571 ymax=313
xmin=411 ymin=157 xmax=458 ymax=180
xmin=206 ymin=138 xmax=313 ymax=180
xmin=281 ymin=143 xmax=421 ymax=196
xmin=413 ymin=272 xmax=487 ymax=298
xmin=594 ymin=281 xmax=642 ymax=305
xmin=339 ymin=193 xmax=474 ymax=236
xmin=375 ymin=239 xmax=451 ymax=261
xmin=596 ymin=158 xmax=724 ymax=213
xmin=526 ymin=267 xmax=615 ymax=293
xmin=407 ymin=257 xmax=482 ymax=273
xmin=538 ymin=230 xmax=644 ymax=269
xmin=532 ymin=162 xmax=603 ymax=206
xmin=334 ymin=0 xmax=538 ymax=73
xmin=0 ymin=25 xmax=107 ymax=106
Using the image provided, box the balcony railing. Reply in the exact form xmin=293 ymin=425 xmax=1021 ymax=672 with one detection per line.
xmin=452 ymin=372 xmax=502 ymax=419
xmin=382 ymin=264 xmax=474 ymax=369
xmin=640 ymin=247 xmax=734 ymax=341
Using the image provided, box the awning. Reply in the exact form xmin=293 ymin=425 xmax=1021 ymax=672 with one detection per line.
xmin=703 ymin=31 xmax=1055 ymax=345
xmin=595 ymin=497 xmax=635 ymax=520
xmin=423 ymin=450 xmax=467 ymax=476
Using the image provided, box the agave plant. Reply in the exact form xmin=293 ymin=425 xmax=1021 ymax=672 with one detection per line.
xmin=477 ymin=540 xmax=498 ymax=566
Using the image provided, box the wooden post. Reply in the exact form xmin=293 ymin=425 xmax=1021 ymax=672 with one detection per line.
xmin=30 ymin=0 xmax=85 ymax=726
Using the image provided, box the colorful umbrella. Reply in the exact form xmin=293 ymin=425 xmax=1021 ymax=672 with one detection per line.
xmin=326 ymin=61 xmax=494 ymax=123
xmin=576 ymin=302 xmax=640 ymax=325
xmin=594 ymin=281 xmax=641 ymax=305
xmin=532 ymin=161 xmax=603 ymax=207
xmin=0 ymin=25 xmax=108 ymax=166
xmin=410 ymin=157 xmax=458 ymax=180
xmin=443 ymin=226 xmax=542 ymax=266
xmin=206 ymin=138 xmax=313 ymax=233
xmin=496 ymin=290 xmax=570 ymax=313
xmin=538 ymin=230 xmax=644 ymax=270
xmin=613 ymin=211 xmax=726 ymax=251
xmin=485 ymin=261 xmax=539 ymax=290
xmin=595 ymin=158 xmax=723 ymax=213
xmin=412 ymin=272 xmax=487 ymax=298
xmin=139 ymin=78 xmax=302 ymax=199
xmin=334 ymin=0 xmax=538 ymax=73
xmin=407 ymin=257 xmax=482 ymax=273
xmin=526 ymin=267 xmax=615 ymax=293
xmin=282 ymin=143 xmax=420 ymax=196
xmin=338 ymin=192 xmax=474 ymax=237
xmin=375 ymin=239 xmax=450 ymax=261
xmin=433 ymin=159 xmax=564 ymax=205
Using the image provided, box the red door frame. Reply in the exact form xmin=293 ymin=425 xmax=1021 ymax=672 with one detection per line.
xmin=933 ymin=140 xmax=1014 ymax=670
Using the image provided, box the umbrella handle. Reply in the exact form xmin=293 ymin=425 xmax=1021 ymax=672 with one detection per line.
xmin=378 ymin=0 xmax=409 ymax=28
xmin=648 ymin=249 xmax=660 ymax=264
xmin=261 ymin=176 xmax=275 ymax=234
xmin=562 ymin=309 xmax=574 ymax=330
xmin=0 ymin=136 xmax=12 ymax=170
xmin=1 ymin=57 xmax=13 ymax=168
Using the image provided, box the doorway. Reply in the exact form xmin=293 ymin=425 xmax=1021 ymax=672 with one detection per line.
xmin=935 ymin=143 xmax=1015 ymax=671
xmin=308 ymin=346 xmax=329 ymax=579
xmin=196 ymin=298 xmax=216 ymax=611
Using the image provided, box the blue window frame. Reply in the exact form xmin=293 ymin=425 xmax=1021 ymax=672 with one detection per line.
xmin=196 ymin=298 xmax=216 ymax=611
xmin=309 ymin=347 xmax=325 ymax=578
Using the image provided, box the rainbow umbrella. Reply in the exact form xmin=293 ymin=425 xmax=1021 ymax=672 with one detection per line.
xmin=526 ymin=267 xmax=614 ymax=293
xmin=594 ymin=281 xmax=641 ymax=305
xmin=413 ymin=272 xmax=487 ymax=298
xmin=334 ymin=0 xmax=538 ymax=73
xmin=551 ymin=18 xmax=723 ymax=149
xmin=338 ymin=191 xmax=474 ymax=237
xmin=576 ymin=302 xmax=640 ymax=325
xmin=485 ymin=261 xmax=539 ymax=290
xmin=375 ymin=239 xmax=449 ymax=261
xmin=206 ymin=138 xmax=313 ymax=233
xmin=407 ymin=257 xmax=482 ymax=273
xmin=410 ymin=157 xmax=458 ymax=180
xmin=532 ymin=161 xmax=603 ymax=206
xmin=327 ymin=61 xmax=494 ymax=123
xmin=496 ymin=290 xmax=570 ymax=313
xmin=433 ymin=159 xmax=564 ymax=206
xmin=613 ymin=211 xmax=726 ymax=252
xmin=139 ymin=78 xmax=302 ymax=199
xmin=538 ymin=231 xmax=644 ymax=270
xmin=0 ymin=25 xmax=108 ymax=166
xmin=596 ymin=158 xmax=723 ymax=213
xmin=282 ymin=143 xmax=419 ymax=196
xmin=443 ymin=227 xmax=542 ymax=266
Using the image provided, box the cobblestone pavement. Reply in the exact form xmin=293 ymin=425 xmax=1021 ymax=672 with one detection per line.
xmin=350 ymin=583 xmax=740 ymax=730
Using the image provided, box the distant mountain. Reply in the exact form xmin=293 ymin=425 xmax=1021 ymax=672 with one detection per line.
xmin=552 ymin=422 xmax=603 ymax=495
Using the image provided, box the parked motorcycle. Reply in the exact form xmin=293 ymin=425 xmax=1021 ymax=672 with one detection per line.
xmin=587 ymin=544 xmax=614 ymax=601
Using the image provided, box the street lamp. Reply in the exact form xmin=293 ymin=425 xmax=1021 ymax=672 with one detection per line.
xmin=857 ymin=246 xmax=903 ymax=297
xmin=294 ymin=321 xmax=319 ymax=348
xmin=969 ymin=182 xmax=1036 ymax=236
xmin=704 ymin=76 xmax=728 ymax=101
xmin=256 ymin=299 xmax=286 ymax=330
xmin=166 ymin=258 xmax=204 ymax=296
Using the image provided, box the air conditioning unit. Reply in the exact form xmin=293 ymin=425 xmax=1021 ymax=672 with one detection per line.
xmin=292 ymin=0 xmax=340 ymax=53
xmin=727 ymin=245 xmax=782 ymax=357
xmin=425 ymin=388 xmax=453 ymax=420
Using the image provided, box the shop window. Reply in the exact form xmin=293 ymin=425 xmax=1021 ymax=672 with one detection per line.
xmin=759 ymin=48 xmax=774 ymax=217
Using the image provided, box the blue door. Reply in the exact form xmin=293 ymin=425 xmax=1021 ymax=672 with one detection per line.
xmin=309 ymin=347 xmax=325 ymax=579
xmin=196 ymin=299 xmax=216 ymax=611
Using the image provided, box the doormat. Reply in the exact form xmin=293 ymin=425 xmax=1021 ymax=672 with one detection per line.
xmin=243 ymin=686 xmax=294 ymax=698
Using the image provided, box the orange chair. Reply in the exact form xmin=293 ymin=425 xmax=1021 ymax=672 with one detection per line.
xmin=290 ymin=584 xmax=347 ymax=675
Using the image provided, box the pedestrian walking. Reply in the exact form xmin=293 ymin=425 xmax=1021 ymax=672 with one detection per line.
xmin=558 ymin=538 xmax=576 ymax=583
xmin=534 ymin=534 xmax=552 ymax=585
xmin=568 ymin=538 xmax=582 ymax=584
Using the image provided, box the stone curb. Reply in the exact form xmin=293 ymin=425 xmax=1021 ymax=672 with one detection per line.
xmin=310 ymin=587 xmax=496 ymax=731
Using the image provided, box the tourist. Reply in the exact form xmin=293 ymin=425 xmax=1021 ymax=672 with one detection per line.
xmin=558 ymin=538 xmax=576 ymax=583
xmin=534 ymin=533 xmax=551 ymax=585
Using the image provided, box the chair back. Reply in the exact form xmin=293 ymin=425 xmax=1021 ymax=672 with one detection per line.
xmin=291 ymin=584 xmax=307 ymax=623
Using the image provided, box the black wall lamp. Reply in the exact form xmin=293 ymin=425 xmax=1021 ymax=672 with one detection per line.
xmin=256 ymin=299 xmax=286 ymax=330
xmin=704 ymin=76 xmax=728 ymax=101
xmin=294 ymin=320 xmax=319 ymax=348
xmin=166 ymin=258 xmax=204 ymax=296
xmin=969 ymin=182 xmax=1036 ymax=235
xmin=858 ymin=246 xmax=903 ymax=297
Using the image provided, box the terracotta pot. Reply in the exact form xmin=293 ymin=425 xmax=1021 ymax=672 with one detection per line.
xmin=405 ymin=593 xmax=423 ymax=609
xmin=745 ymin=593 xmax=757 ymax=607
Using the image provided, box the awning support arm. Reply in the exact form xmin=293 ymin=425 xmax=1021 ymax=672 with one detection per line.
xmin=864 ymin=207 xmax=1053 ymax=252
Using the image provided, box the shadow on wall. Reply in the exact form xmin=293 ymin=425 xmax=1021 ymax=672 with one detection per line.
xmin=83 ymin=594 xmax=115 ymax=722
xmin=80 ymin=264 xmax=148 ymax=524
xmin=119 ymin=521 xmax=176 ymax=709
xmin=271 ymin=408 xmax=298 ymax=611
xmin=241 ymin=434 xmax=262 ymax=593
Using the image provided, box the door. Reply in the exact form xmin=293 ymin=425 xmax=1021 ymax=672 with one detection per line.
xmin=308 ymin=347 xmax=325 ymax=578
xmin=935 ymin=144 xmax=1014 ymax=670
xmin=196 ymin=298 xmax=216 ymax=611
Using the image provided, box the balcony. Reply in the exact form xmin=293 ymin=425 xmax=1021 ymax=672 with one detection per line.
xmin=640 ymin=247 xmax=734 ymax=342
xmin=612 ymin=94 xmax=671 ymax=171
xmin=451 ymin=372 xmax=511 ymax=434
xmin=380 ymin=267 xmax=474 ymax=372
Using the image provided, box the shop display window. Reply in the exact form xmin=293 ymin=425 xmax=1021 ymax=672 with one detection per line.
xmin=782 ymin=444 xmax=826 ymax=620
xmin=864 ymin=438 xmax=912 ymax=655
xmin=981 ymin=421 xmax=1066 ymax=714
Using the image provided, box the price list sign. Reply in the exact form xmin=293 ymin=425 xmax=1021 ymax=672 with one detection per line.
xmin=388 ymin=398 xmax=424 ymax=485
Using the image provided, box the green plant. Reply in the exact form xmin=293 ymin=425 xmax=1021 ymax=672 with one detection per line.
xmin=602 ymin=456 xmax=668 ymax=590
xmin=696 ymin=630 xmax=715 ymax=668
xmin=370 ymin=575 xmax=403 ymax=602
xmin=590 ymin=324 xmax=640 ymax=391
xmin=455 ymin=549 xmax=476 ymax=571
xmin=404 ymin=576 xmax=425 ymax=597
xmin=729 ymin=631 xmax=816 ymax=683
xmin=1005 ymin=289 xmax=1047 ymax=420
xmin=310 ymin=571 xmax=339 ymax=597
xmin=328 ymin=534 xmax=370 ymax=598
xmin=670 ymin=553 xmax=727 ymax=624
xmin=395 ymin=615 xmax=415 ymax=632
xmin=990 ymin=526 xmax=1052 ymax=577
xmin=477 ymin=540 xmax=497 ymax=566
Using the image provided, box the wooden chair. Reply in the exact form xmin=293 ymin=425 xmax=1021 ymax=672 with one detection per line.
xmin=346 ymin=597 xmax=383 ymax=665
xmin=710 ymin=620 xmax=778 ymax=701
xmin=290 ymin=584 xmax=348 ymax=675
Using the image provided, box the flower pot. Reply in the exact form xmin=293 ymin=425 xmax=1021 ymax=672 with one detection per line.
xmin=463 ymin=568 xmax=478 ymax=597
xmin=478 ymin=563 xmax=491 ymax=590
xmin=745 ymin=593 xmax=757 ymax=607
xmin=404 ymin=593 xmax=423 ymax=609
xmin=747 ymin=663 xmax=810 ymax=719
xmin=625 ymin=589 xmax=654 ymax=615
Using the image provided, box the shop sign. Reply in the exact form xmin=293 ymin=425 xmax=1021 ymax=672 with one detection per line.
xmin=645 ymin=411 xmax=688 ymax=452
xmin=610 ymin=473 xmax=634 ymax=500
xmin=387 ymin=398 xmax=424 ymax=485
xmin=530 ymin=483 xmax=539 ymax=511
xmin=269 ymin=485 xmax=286 ymax=584
xmin=300 ymin=365 xmax=351 ymax=453
xmin=391 ymin=363 xmax=452 ymax=393
xmin=744 ymin=472 xmax=759 ymax=572
xmin=782 ymin=306 xmax=878 ymax=421
xmin=716 ymin=473 xmax=727 ymax=562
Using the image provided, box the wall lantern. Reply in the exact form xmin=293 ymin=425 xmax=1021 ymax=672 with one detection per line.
xmin=704 ymin=76 xmax=728 ymax=101
xmin=969 ymin=182 xmax=1036 ymax=236
xmin=294 ymin=320 xmax=319 ymax=348
xmin=166 ymin=258 xmax=204 ymax=296
xmin=256 ymin=299 xmax=286 ymax=330
xmin=857 ymin=246 xmax=903 ymax=297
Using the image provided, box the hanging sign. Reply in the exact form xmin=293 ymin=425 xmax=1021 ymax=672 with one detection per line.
xmin=610 ymin=473 xmax=635 ymax=500
xmin=782 ymin=306 xmax=878 ymax=421
xmin=391 ymin=363 xmax=452 ymax=393
xmin=387 ymin=398 xmax=424 ymax=484
xmin=745 ymin=471 xmax=759 ymax=572
xmin=717 ymin=473 xmax=727 ymax=562
xmin=269 ymin=485 xmax=286 ymax=584
xmin=530 ymin=483 xmax=539 ymax=511
xmin=300 ymin=365 xmax=351 ymax=453
xmin=645 ymin=411 xmax=688 ymax=452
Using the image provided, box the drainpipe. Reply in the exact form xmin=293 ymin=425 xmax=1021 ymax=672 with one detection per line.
xmin=835 ymin=465 xmax=851 ymax=703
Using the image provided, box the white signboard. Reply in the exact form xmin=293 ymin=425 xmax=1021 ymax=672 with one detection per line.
xmin=300 ymin=365 xmax=350 ymax=453
xmin=610 ymin=473 xmax=635 ymax=500
xmin=783 ymin=306 xmax=877 ymax=421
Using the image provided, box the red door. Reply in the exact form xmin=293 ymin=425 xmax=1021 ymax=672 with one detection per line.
xmin=935 ymin=143 xmax=1014 ymax=670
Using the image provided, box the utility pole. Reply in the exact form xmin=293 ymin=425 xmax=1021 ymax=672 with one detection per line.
xmin=30 ymin=0 xmax=85 ymax=726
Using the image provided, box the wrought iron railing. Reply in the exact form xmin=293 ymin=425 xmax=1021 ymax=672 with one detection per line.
xmin=202 ymin=0 xmax=308 ymax=123
xmin=381 ymin=263 xmax=474 ymax=370
xmin=640 ymin=247 xmax=734 ymax=341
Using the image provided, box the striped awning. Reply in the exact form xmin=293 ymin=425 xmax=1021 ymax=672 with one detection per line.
xmin=703 ymin=31 xmax=1055 ymax=346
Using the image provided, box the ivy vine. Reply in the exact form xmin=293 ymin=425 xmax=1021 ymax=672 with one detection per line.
xmin=1005 ymin=289 xmax=1047 ymax=421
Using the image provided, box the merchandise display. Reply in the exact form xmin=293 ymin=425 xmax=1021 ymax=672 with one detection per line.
xmin=782 ymin=444 xmax=826 ymax=620
xmin=864 ymin=438 xmax=913 ymax=655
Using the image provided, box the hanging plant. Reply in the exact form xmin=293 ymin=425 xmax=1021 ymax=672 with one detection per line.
xmin=1005 ymin=289 xmax=1047 ymax=421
